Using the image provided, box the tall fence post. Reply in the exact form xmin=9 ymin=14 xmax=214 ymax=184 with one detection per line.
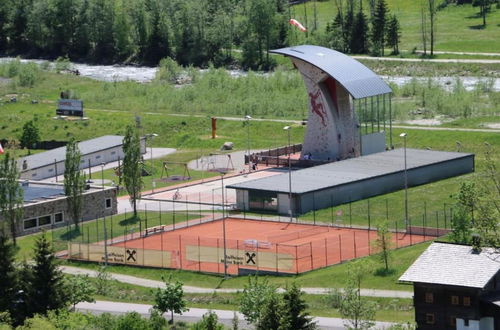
xmin=349 ymin=200 xmax=352 ymax=228
xmin=339 ymin=235 xmax=342 ymax=262
xmin=309 ymin=242 xmax=313 ymax=270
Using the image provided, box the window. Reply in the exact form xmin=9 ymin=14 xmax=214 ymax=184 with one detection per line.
xmin=449 ymin=316 xmax=456 ymax=327
xmin=80 ymin=159 xmax=85 ymax=163
xmin=54 ymin=213 xmax=64 ymax=223
xmin=38 ymin=215 xmax=51 ymax=226
xmin=425 ymin=292 xmax=434 ymax=303
xmin=463 ymin=296 xmax=471 ymax=306
xmin=48 ymin=168 xmax=54 ymax=173
xmin=111 ymin=151 xmax=116 ymax=155
xmin=464 ymin=319 xmax=469 ymax=326
xmin=426 ymin=313 xmax=435 ymax=325
xmin=31 ymin=173 xmax=37 ymax=177
xmin=96 ymin=155 xmax=101 ymax=159
xmin=451 ymin=295 xmax=459 ymax=305
xmin=105 ymin=198 xmax=112 ymax=209
xmin=24 ymin=218 xmax=37 ymax=230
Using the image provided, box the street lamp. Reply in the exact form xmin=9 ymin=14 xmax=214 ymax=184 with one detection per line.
xmin=400 ymin=133 xmax=408 ymax=231
xmin=219 ymin=170 xmax=228 ymax=279
xmin=283 ymin=126 xmax=293 ymax=222
xmin=245 ymin=115 xmax=252 ymax=173
xmin=100 ymin=162 xmax=105 ymax=190
xmin=145 ymin=133 xmax=158 ymax=169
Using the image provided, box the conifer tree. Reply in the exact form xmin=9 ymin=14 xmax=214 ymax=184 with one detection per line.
xmin=279 ymin=283 xmax=316 ymax=330
xmin=371 ymin=0 xmax=389 ymax=56
xmin=24 ymin=233 xmax=68 ymax=317
xmin=0 ymin=152 xmax=24 ymax=245
xmin=386 ymin=14 xmax=401 ymax=55
xmin=0 ymin=231 xmax=18 ymax=317
xmin=351 ymin=8 xmax=369 ymax=54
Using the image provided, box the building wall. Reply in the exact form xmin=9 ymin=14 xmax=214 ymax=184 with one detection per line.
xmin=21 ymin=138 xmax=146 ymax=180
xmin=413 ymin=283 xmax=483 ymax=330
xmin=297 ymin=155 xmax=474 ymax=214
xmin=4 ymin=187 xmax=118 ymax=236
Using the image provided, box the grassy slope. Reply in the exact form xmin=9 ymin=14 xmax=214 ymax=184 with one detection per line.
xmin=291 ymin=0 xmax=500 ymax=53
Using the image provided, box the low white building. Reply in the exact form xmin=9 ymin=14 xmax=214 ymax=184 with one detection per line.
xmin=19 ymin=135 xmax=146 ymax=180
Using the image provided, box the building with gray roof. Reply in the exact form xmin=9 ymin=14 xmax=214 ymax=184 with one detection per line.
xmin=228 ymin=148 xmax=474 ymax=215
xmin=18 ymin=135 xmax=146 ymax=180
xmin=399 ymin=242 xmax=500 ymax=329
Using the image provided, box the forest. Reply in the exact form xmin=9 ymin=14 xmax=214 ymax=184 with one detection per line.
xmin=0 ymin=0 xmax=404 ymax=69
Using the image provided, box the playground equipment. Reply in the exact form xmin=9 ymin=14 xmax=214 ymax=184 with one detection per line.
xmin=160 ymin=162 xmax=191 ymax=182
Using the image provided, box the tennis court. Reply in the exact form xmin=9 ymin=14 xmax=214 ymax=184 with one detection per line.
xmin=68 ymin=217 xmax=434 ymax=275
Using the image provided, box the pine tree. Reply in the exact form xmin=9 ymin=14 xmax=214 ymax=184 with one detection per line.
xmin=371 ymin=0 xmax=389 ymax=56
xmin=351 ymin=8 xmax=369 ymax=54
xmin=64 ymin=138 xmax=85 ymax=229
xmin=279 ymin=283 xmax=316 ymax=330
xmin=123 ymin=124 xmax=143 ymax=217
xmin=386 ymin=14 xmax=401 ymax=55
xmin=0 ymin=231 xmax=19 ymax=317
xmin=24 ymin=233 xmax=68 ymax=317
xmin=257 ymin=293 xmax=282 ymax=330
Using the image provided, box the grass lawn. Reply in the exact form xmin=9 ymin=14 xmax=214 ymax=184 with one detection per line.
xmin=88 ymin=276 xmax=415 ymax=322
xmin=291 ymin=0 xmax=500 ymax=53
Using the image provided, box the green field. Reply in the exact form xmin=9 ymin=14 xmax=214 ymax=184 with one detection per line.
xmin=291 ymin=0 xmax=500 ymax=53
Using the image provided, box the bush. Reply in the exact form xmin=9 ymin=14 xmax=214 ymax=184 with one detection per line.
xmin=18 ymin=63 xmax=40 ymax=87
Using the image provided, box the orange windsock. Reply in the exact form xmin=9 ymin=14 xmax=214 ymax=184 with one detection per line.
xmin=289 ymin=19 xmax=307 ymax=32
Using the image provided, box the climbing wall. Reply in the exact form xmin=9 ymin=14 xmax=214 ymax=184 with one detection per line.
xmin=292 ymin=58 xmax=360 ymax=161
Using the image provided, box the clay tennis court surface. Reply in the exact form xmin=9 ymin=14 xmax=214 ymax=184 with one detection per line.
xmin=108 ymin=218 xmax=432 ymax=275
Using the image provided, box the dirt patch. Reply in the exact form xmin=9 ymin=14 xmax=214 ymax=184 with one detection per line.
xmin=404 ymin=118 xmax=443 ymax=126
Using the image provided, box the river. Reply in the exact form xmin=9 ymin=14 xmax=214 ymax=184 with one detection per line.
xmin=1 ymin=57 xmax=499 ymax=91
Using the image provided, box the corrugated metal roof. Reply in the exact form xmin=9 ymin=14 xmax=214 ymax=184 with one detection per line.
xmin=399 ymin=242 xmax=500 ymax=288
xmin=19 ymin=135 xmax=125 ymax=171
xmin=227 ymin=149 xmax=473 ymax=194
xmin=270 ymin=45 xmax=392 ymax=99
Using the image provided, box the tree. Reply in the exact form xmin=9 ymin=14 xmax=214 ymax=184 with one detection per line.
xmin=123 ymin=124 xmax=143 ymax=217
xmin=0 ymin=152 xmax=24 ymax=245
xmin=23 ymin=233 xmax=68 ymax=317
xmin=20 ymin=120 xmax=40 ymax=153
xmin=351 ymin=7 xmax=370 ymax=54
xmin=386 ymin=14 xmax=400 ymax=55
xmin=64 ymin=138 xmax=86 ymax=229
xmin=279 ymin=283 xmax=316 ymax=330
xmin=371 ymin=0 xmax=389 ymax=56
xmin=239 ymin=275 xmax=275 ymax=325
xmin=428 ymin=0 xmax=437 ymax=56
xmin=257 ymin=293 xmax=282 ymax=330
xmin=191 ymin=311 xmax=224 ymax=330
xmin=449 ymin=182 xmax=478 ymax=244
xmin=339 ymin=261 xmax=376 ymax=330
xmin=152 ymin=276 xmax=188 ymax=324
xmin=0 ymin=231 xmax=19 ymax=319
xmin=472 ymin=145 xmax=500 ymax=248
xmin=66 ymin=275 xmax=96 ymax=310
xmin=475 ymin=0 xmax=494 ymax=26
xmin=373 ymin=220 xmax=394 ymax=273
xmin=420 ymin=3 xmax=428 ymax=55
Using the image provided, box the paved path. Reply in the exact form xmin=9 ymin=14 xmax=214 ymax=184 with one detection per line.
xmin=76 ymin=300 xmax=395 ymax=329
xmin=353 ymin=55 xmax=500 ymax=64
xmin=61 ymin=265 xmax=413 ymax=298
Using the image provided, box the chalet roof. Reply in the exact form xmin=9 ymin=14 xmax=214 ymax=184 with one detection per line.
xmin=399 ymin=242 xmax=500 ymax=289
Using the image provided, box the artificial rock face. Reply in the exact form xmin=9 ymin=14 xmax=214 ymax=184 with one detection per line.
xmin=293 ymin=58 xmax=360 ymax=162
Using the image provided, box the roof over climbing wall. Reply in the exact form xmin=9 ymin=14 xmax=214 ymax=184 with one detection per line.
xmin=270 ymin=45 xmax=392 ymax=99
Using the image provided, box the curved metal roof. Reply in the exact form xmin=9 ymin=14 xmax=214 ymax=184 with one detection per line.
xmin=270 ymin=45 xmax=392 ymax=99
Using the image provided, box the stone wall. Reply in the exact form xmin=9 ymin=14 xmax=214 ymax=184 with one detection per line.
xmin=1 ymin=187 xmax=117 ymax=236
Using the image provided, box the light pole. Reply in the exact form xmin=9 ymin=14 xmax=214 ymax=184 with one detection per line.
xmin=100 ymin=162 xmax=105 ymax=190
xmin=400 ymin=133 xmax=408 ymax=231
xmin=219 ymin=170 xmax=228 ymax=279
xmin=283 ymin=126 xmax=293 ymax=222
xmin=245 ymin=115 xmax=252 ymax=173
